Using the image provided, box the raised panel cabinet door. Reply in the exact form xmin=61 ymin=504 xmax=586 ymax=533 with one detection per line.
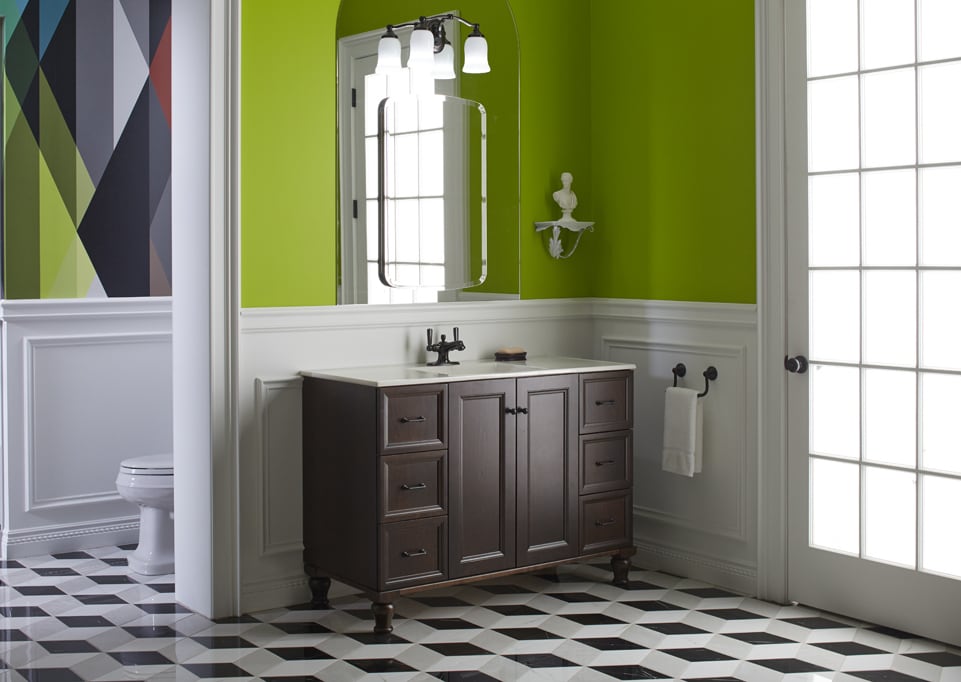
xmin=516 ymin=374 xmax=579 ymax=566
xmin=449 ymin=379 xmax=516 ymax=578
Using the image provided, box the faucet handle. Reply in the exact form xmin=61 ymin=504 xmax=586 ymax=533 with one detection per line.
xmin=426 ymin=328 xmax=433 ymax=347
xmin=453 ymin=327 xmax=459 ymax=341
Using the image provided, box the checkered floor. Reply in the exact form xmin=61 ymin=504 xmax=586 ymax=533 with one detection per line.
xmin=1 ymin=546 xmax=959 ymax=681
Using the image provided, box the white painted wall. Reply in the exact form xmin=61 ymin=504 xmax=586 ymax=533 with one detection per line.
xmin=237 ymin=298 xmax=758 ymax=612
xmin=0 ymin=299 xmax=172 ymax=557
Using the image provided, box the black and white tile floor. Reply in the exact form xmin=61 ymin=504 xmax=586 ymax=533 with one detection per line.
xmin=1 ymin=546 xmax=960 ymax=681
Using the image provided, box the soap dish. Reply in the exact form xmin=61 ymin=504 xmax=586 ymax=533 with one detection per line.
xmin=494 ymin=347 xmax=527 ymax=362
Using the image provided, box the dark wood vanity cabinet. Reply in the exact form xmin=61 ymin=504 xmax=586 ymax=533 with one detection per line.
xmin=302 ymin=367 xmax=634 ymax=634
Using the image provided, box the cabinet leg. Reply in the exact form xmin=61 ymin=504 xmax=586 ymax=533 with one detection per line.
xmin=307 ymin=576 xmax=332 ymax=609
xmin=611 ymin=553 xmax=631 ymax=587
xmin=372 ymin=602 xmax=394 ymax=634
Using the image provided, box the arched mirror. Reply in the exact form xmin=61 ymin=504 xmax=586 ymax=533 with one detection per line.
xmin=336 ymin=0 xmax=519 ymax=305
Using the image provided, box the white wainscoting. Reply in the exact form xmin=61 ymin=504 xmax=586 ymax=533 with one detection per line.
xmin=593 ymin=300 xmax=759 ymax=594
xmin=237 ymin=298 xmax=758 ymax=611
xmin=1 ymin=299 xmax=173 ymax=558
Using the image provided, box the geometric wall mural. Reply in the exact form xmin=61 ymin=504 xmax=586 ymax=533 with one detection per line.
xmin=2 ymin=0 xmax=171 ymax=298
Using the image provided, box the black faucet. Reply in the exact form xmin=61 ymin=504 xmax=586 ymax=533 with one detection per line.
xmin=426 ymin=327 xmax=466 ymax=366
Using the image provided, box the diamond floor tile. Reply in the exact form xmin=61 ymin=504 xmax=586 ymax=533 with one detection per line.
xmin=0 ymin=546 xmax=959 ymax=681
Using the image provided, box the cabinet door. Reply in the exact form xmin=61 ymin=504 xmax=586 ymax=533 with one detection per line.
xmin=516 ymin=375 xmax=579 ymax=566
xmin=449 ymin=379 xmax=516 ymax=578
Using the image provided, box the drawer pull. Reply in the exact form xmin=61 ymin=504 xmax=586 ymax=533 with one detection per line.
xmin=595 ymin=399 xmax=616 ymax=406
xmin=399 ymin=416 xmax=426 ymax=424
xmin=401 ymin=548 xmax=428 ymax=558
xmin=595 ymin=517 xmax=617 ymax=527
xmin=401 ymin=482 xmax=427 ymax=491
xmin=595 ymin=459 xmax=616 ymax=466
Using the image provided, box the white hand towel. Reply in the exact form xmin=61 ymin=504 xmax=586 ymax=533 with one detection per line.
xmin=661 ymin=387 xmax=703 ymax=477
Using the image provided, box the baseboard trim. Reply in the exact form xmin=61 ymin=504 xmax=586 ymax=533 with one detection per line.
xmin=632 ymin=535 xmax=758 ymax=597
xmin=2 ymin=518 xmax=140 ymax=559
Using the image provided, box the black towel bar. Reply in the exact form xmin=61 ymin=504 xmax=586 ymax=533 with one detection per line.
xmin=671 ymin=363 xmax=718 ymax=398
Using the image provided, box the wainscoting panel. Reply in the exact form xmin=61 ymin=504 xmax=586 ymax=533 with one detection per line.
xmin=1 ymin=299 xmax=173 ymax=558
xmin=593 ymin=300 xmax=758 ymax=594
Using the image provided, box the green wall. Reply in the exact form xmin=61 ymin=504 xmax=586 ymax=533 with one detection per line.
xmin=239 ymin=0 xmax=756 ymax=308
xmin=241 ymin=0 xmax=338 ymax=307
xmin=589 ymin=0 xmax=756 ymax=303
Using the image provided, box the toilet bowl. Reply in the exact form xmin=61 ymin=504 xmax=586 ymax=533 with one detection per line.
xmin=116 ymin=454 xmax=174 ymax=575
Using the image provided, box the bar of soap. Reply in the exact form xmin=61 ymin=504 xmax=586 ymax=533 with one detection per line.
xmin=494 ymin=346 xmax=527 ymax=361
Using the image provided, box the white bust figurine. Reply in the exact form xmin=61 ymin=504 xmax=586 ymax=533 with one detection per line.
xmin=552 ymin=172 xmax=577 ymax=221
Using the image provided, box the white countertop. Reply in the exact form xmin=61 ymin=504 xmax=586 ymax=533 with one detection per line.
xmin=300 ymin=356 xmax=635 ymax=387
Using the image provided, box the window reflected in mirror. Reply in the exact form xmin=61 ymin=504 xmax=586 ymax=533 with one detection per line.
xmin=378 ymin=94 xmax=486 ymax=294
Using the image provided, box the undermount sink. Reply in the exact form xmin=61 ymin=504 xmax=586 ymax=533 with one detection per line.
xmin=412 ymin=361 xmax=543 ymax=377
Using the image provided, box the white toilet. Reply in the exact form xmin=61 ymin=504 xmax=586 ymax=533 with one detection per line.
xmin=115 ymin=454 xmax=174 ymax=575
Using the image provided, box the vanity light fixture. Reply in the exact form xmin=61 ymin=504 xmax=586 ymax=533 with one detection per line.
xmin=375 ymin=13 xmax=490 ymax=77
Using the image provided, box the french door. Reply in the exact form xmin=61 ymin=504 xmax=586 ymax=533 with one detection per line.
xmin=785 ymin=0 xmax=961 ymax=646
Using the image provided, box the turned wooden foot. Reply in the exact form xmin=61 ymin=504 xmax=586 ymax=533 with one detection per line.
xmin=372 ymin=602 xmax=394 ymax=634
xmin=611 ymin=553 xmax=631 ymax=587
xmin=308 ymin=576 xmax=331 ymax=609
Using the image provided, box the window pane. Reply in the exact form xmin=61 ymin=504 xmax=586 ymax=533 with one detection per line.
xmin=418 ymin=130 xmax=444 ymax=196
xmin=920 ymin=271 xmax=961 ymax=371
xmin=392 ymin=134 xmax=420 ymax=197
xmin=864 ymin=369 xmax=916 ymax=467
xmin=864 ymin=466 xmax=916 ymax=568
xmin=922 ymin=475 xmax=961 ymax=578
xmin=809 ymin=173 xmax=860 ymax=267
xmin=810 ymin=270 xmax=860 ymax=363
xmin=863 ymin=270 xmax=916 ymax=367
xmin=419 ymin=199 xmax=445 ymax=264
xmin=365 ymin=137 xmax=378 ymax=200
xmin=919 ymin=62 xmax=961 ymax=164
xmin=393 ymin=200 xmax=419 ymax=262
xmin=921 ymin=373 xmax=961 ymax=475
xmin=862 ymin=169 xmax=916 ymax=266
xmin=811 ymin=458 xmax=859 ymax=554
xmin=920 ymin=166 xmax=961 ymax=266
xmin=810 ymin=364 xmax=860 ymax=459
xmin=807 ymin=0 xmax=858 ymax=77
xmin=862 ymin=68 xmax=917 ymax=168
xmin=365 ymin=199 xmax=378 ymax=261
xmin=809 ymin=76 xmax=859 ymax=172
xmin=919 ymin=0 xmax=961 ymax=61
xmin=861 ymin=0 xmax=915 ymax=69
xmin=364 ymin=72 xmax=387 ymax=136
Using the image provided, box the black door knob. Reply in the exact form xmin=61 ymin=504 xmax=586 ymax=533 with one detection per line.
xmin=784 ymin=355 xmax=809 ymax=374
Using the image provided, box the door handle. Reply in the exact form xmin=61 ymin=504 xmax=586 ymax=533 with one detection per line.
xmin=784 ymin=355 xmax=809 ymax=374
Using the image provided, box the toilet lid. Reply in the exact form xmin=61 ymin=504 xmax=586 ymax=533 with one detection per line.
xmin=120 ymin=453 xmax=173 ymax=475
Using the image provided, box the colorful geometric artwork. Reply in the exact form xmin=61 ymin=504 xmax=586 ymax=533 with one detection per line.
xmin=2 ymin=0 xmax=171 ymax=298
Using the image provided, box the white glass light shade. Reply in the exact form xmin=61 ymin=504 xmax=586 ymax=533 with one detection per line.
xmin=463 ymin=33 xmax=490 ymax=73
xmin=408 ymin=28 xmax=435 ymax=68
xmin=375 ymin=34 xmax=402 ymax=74
xmin=433 ymin=42 xmax=455 ymax=79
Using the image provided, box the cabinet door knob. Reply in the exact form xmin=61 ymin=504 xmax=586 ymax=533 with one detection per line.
xmin=400 ymin=416 xmax=426 ymax=423
xmin=505 ymin=407 xmax=517 ymax=415
xmin=517 ymin=406 xmax=528 ymax=414
xmin=595 ymin=517 xmax=617 ymax=527
xmin=401 ymin=482 xmax=427 ymax=491
xmin=595 ymin=399 xmax=616 ymax=406
xmin=401 ymin=548 xmax=428 ymax=558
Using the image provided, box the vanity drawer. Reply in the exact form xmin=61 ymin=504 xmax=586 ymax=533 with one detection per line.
xmin=580 ymin=430 xmax=633 ymax=495
xmin=580 ymin=490 xmax=632 ymax=554
xmin=380 ymin=516 xmax=447 ymax=589
xmin=379 ymin=385 xmax=447 ymax=454
xmin=580 ymin=371 xmax=633 ymax=434
xmin=380 ymin=450 xmax=447 ymax=521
